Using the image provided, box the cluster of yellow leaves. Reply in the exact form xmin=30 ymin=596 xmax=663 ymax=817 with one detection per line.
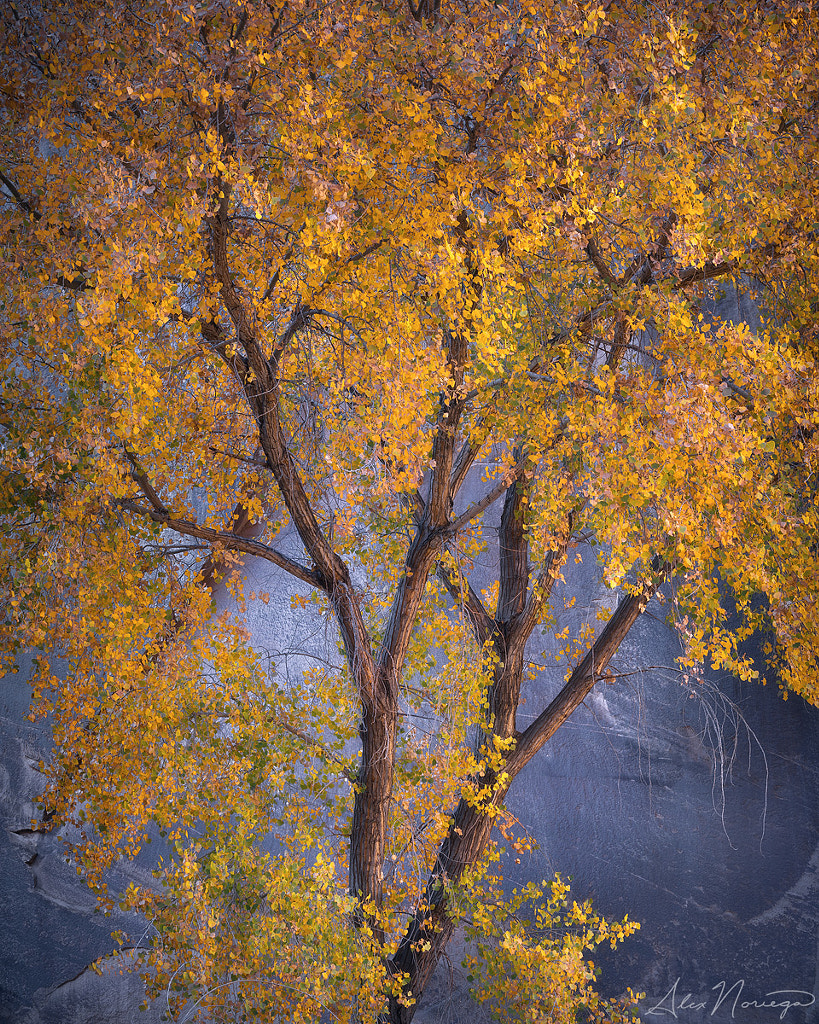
xmin=459 ymin=871 xmax=641 ymax=1024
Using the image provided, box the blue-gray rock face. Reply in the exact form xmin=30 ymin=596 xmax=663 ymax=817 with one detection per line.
xmin=506 ymin=572 xmax=819 ymax=1024
xmin=2 ymin=285 xmax=818 ymax=1024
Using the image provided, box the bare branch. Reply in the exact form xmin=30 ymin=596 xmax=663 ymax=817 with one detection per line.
xmin=55 ymin=273 xmax=92 ymax=291
xmin=445 ymin=454 xmax=527 ymax=538
xmin=199 ymin=446 xmax=270 ymax=588
xmin=230 ymin=8 xmax=249 ymax=41
xmin=274 ymin=717 xmax=356 ymax=782
xmin=721 ymin=376 xmax=755 ymax=408
xmin=427 ymin=329 xmax=468 ymax=527
xmin=605 ymin=314 xmax=632 ymax=373
xmin=497 ymin=454 xmax=530 ymax=624
xmin=201 ymin=125 xmax=390 ymax=917
xmin=117 ymin=498 xmax=324 ymax=589
xmin=585 ymin=238 xmax=616 ymax=285
xmin=510 ymin=523 xmax=571 ymax=644
xmin=122 ymin=446 xmax=169 ymax=516
xmin=271 ymin=301 xmax=311 ymax=370
xmin=437 ymin=559 xmax=496 ymax=647
xmin=449 ymin=427 xmax=485 ymax=499
xmin=200 ymin=317 xmax=247 ymax=378
xmin=208 ymin=446 xmax=270 ymax=469
xmin=411 ymin=482 xmax=495 ymax=646
xmin=524 ymin=250 xmax=738 ymax=377
xmin=618 ymin=211 xmax=677 ymax=287
xmin=505 ymin=575 xmax=658 ymax=782
xmin=669 ymin=259 xmax=737 ymax=288
xmin=345 ymin=239 xmax=383 ymax=265
xmin=0 ymin=169 xmax=39 ymax=218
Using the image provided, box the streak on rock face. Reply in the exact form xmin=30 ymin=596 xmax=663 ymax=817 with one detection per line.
xmin=8 ymin=952 xmax=160 ymax=1024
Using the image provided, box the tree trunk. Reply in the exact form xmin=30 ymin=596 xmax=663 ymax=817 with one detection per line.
xmin=386 ymin=791 xmax=501 ymax=1023
xmin=350 ymin=701 xmax=398 ymax=915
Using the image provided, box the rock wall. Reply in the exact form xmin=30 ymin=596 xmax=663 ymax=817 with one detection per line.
xmin=405 ymin=514 xmax=819 ymax=1024
xmin=2 ymin=284 xmax=818 ymax=1024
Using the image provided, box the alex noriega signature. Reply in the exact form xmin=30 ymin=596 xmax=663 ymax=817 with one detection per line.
xmin=645 ymin=978 xmax=816 ymax=1020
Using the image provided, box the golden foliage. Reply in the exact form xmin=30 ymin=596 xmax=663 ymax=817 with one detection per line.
xmin=1 ymin=0 xmax=818 ymax=1020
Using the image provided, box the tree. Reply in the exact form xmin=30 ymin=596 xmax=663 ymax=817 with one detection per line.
xmin=1 ymin=0 xmax=818 ymax=1020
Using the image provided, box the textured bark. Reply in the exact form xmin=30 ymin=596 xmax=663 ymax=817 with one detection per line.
xmin=387 ymin=794 xmax=498 ymax=1023
xmin=349 ymin=523 xmax=449 ymax=915
xmin=348 ymin=325 xmax=468 ymax=915
xmin=350 ymin=703 xmax=398 ymax=911
xmin=606 ymin=314 xmax=632 ymax=372
xmin=386 ymin=486 xmax=570 ymax=1021
xmin=204 ymin=176 xmax=401 ymax=911
xmin=116 ymin=499 xmax=322 ymax=588
xmin=437 ymin=560 xmax=495 ymax=648
xmin=497 ymin=460 xmax=529 ymax=627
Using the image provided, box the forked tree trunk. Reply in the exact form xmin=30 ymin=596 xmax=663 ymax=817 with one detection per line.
xmin=385 ymin=553 xmax=657 ymax=1023
xmin=203 ymin=169 xmax=658 ymax=1021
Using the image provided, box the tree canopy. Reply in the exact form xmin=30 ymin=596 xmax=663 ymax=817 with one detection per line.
xmin=1 ymin=0 xmax=818 ymax=1020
